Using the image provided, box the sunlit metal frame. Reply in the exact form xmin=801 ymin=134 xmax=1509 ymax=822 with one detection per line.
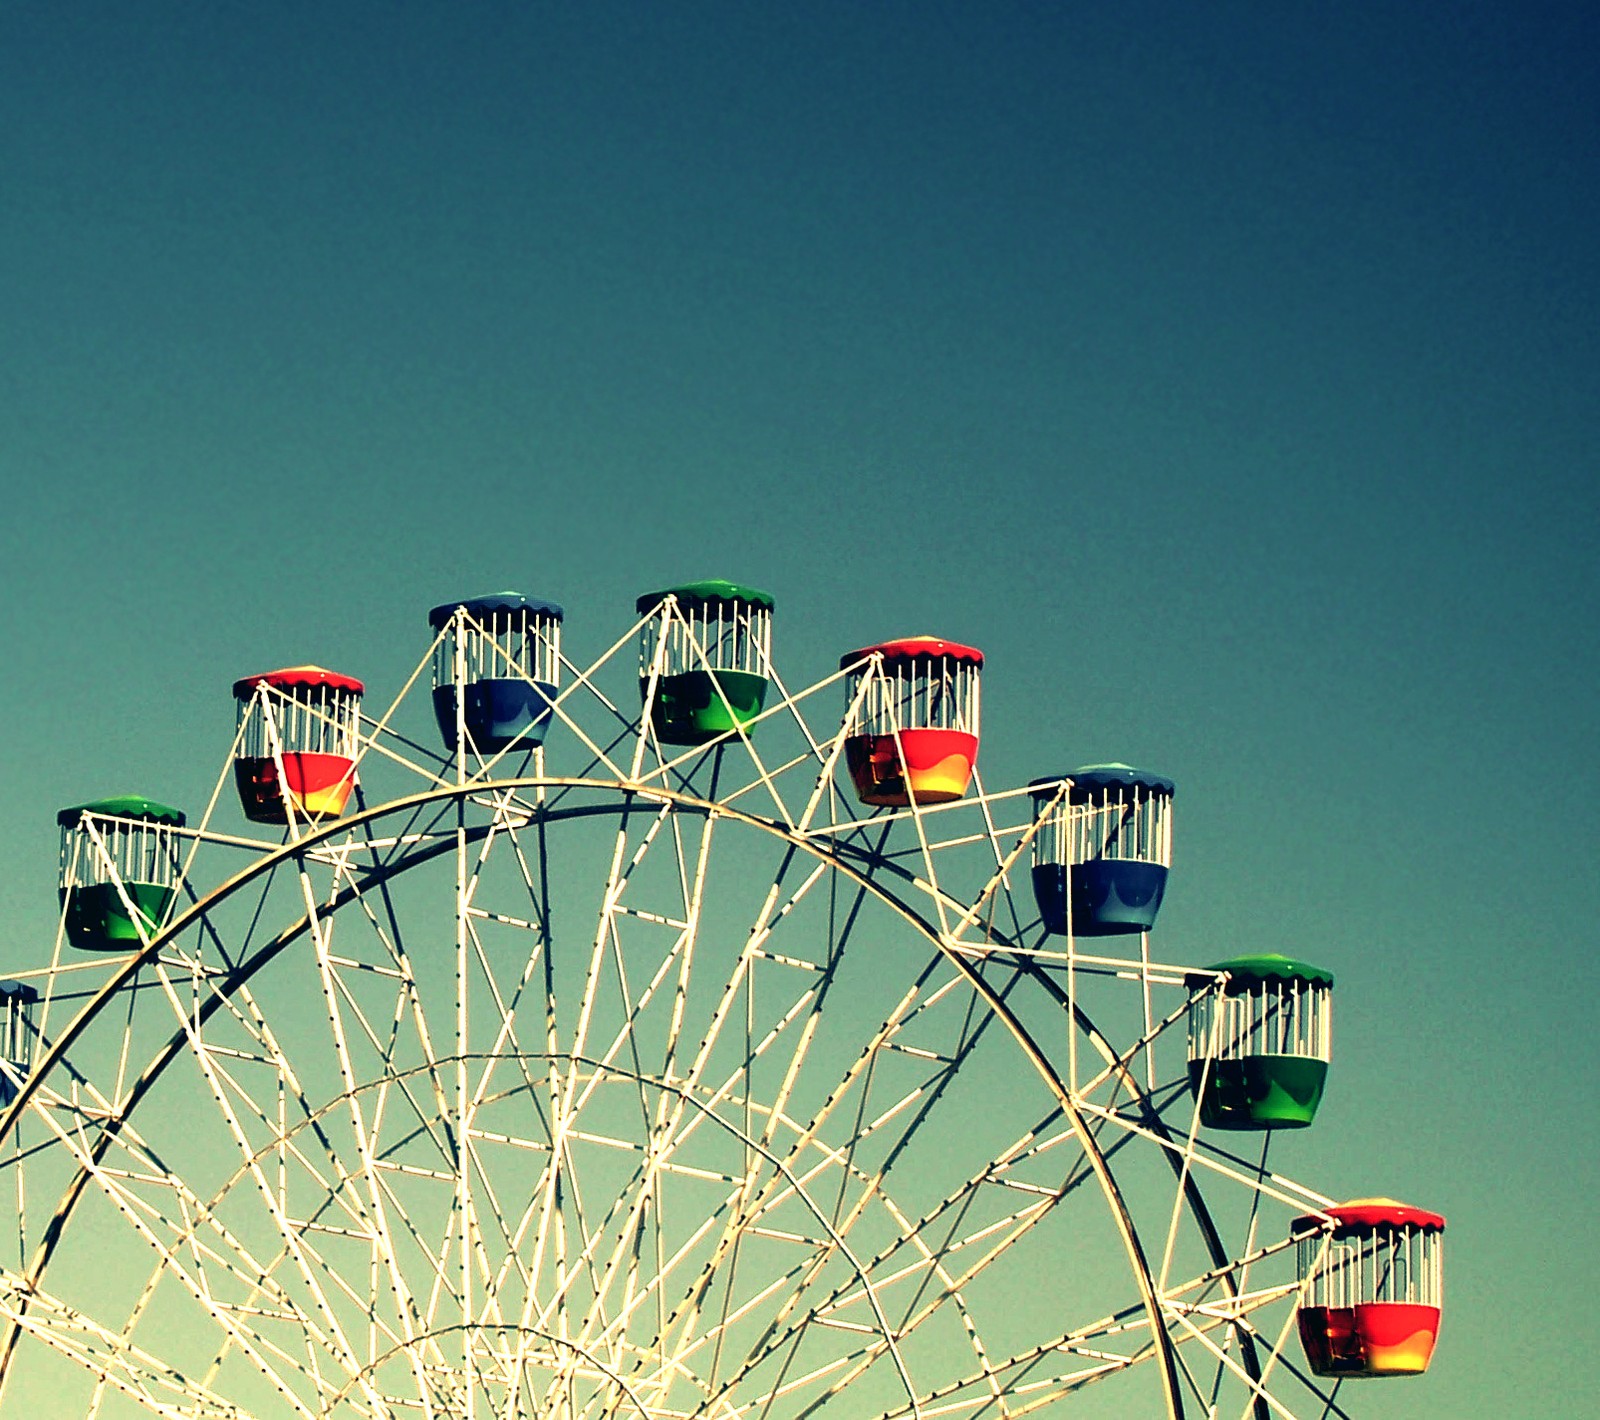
xmin=0 ymin=604 xmax=1375 ymax=1419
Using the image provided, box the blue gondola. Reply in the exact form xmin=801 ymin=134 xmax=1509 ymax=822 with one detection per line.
xmin=1030 ymin=765 xmax=1174 ymax=936
xmin=428 ymin=593 xmax=565 ymax=755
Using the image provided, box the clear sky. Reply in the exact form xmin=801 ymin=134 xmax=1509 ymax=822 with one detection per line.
xmin=2 ymin=2 xmax=1596 ymax=1414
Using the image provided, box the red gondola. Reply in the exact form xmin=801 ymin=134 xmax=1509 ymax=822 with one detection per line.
xmin=1296 ymin=1199 xmax=1445 ymax=1377
xmin=839 ymin=637 xmax=982 ymax=807
xmin=232 ymin=666 xmax=364 ymax=824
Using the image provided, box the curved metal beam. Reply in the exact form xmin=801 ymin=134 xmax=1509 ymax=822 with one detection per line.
xmin=0 ymin=776 xmax=1187 ymax=1417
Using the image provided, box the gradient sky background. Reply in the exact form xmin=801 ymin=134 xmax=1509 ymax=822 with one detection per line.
xmin=2 ymin=2 xmax=1596 ymax=1414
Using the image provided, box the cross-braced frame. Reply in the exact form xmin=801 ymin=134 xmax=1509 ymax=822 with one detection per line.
xmin=0 ymin=602 xmax=1364 ymax=1419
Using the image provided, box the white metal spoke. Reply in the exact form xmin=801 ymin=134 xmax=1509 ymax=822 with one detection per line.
xmin=0 ymin=609 xmax=1392 ymax=1420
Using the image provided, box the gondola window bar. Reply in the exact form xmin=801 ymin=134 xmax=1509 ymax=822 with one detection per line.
xmin=1299 ymin=1225 xmax=1443 ymax=1309
xmin=1188 ymin=976 xmax=1332 ymax=1063
xmin=59 ymin=815 xmax=181 ymax=893
xmin=0 ymin=987 xmax=35 ymax=1074
xmin=849 ymin=657 xmax=981 ymax=737
xmin=640 ymin=599 xmax=771 ymax=678
xmin=1031 ymin=785 xmax=1172 ymax=871
xmin=238 ymin=685 xmax=361 ymax=760
xmin=433 ymin=607 xmax=561 ymax=689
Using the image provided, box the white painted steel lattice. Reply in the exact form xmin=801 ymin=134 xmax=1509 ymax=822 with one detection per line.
xmin=0 ymin=596 xmax=1406 ymax=1419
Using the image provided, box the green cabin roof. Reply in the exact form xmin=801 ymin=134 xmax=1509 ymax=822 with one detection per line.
xmin=636 ymin=579 xmax=775 ymax=614
xmin=1188 ymin=953 xmax=1334 ymax=992
xmin=56 ymin=796 xmax=187 ymax=829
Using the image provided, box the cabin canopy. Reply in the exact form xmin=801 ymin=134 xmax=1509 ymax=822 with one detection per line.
xmin=232 ymin=665 xmax=365 ymax=699
xmin=428 ymin=591 xmax=565 ymax=630
xmin=839 ymin=636 xmax=983 ymax=671
xmin=1058 ymin=764 xmax=1175 ymax=802
xmin=636 ymin=579 xmax=774 ymax=616
xmin=1189 ymin=954 xmax=1335 ymax=992
xmin=56 ymin=796 xmax=186 ymax=830
xmin=1297 ymin=1199 xmax=1445 ymax=1236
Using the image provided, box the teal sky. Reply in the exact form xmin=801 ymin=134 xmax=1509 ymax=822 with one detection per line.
xmin=2 ymin=2 xmax=1596 ymax=1414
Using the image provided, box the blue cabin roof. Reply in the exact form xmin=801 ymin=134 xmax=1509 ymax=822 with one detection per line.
xmin=1030 ymin=765 xmax=1175 ymax=801
xmin=428 ymin=592 xmax=565 ymax=629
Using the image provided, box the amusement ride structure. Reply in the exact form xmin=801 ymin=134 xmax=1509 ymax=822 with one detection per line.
xmin=0 ymin=582 xmax=1443 ymax=1417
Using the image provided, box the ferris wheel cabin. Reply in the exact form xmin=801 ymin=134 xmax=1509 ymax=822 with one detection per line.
xmin=232 ymin=667 xmax=364 ymax=824
xmin=0 ymin=981 xmax=37 ymax=1104
xmin=636 ymin=580 xmax=774 ymax=746
xmin=1296 ymin=1199 xmax=1445 ymax=1378
xmin=1186 ymin=954 xmax=1333 ymax=1130
xmin=428 ymin=593 xmax=564 ymax=755
xmin=56 ymin=796 xmax=187 ymax=951
xmin=1029 ymin=766 xmax=1173 ymax=935
xmin=840 ymin=637 xmax=983 ymax=807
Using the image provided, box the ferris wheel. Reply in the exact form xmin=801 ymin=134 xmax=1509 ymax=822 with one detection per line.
xmin=0 ymin=582 xmax=1445 ymax=1418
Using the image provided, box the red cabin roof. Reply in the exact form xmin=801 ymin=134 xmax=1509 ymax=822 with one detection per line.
xmin=840 ymin=636 xmax=984 ymax=671
xmin=232 ymin=665 xmax=366 ymax=699
xmin=1295 ymin=1198 xmax=1446 ymax=1235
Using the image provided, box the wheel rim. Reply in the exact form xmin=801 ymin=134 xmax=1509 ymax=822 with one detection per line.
xmin=1 ymin=616 xmax=1354 ymax=1418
